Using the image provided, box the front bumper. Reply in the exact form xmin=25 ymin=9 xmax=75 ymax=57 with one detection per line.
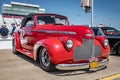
xmin=56 ymin=59 xmax=109 ymax=71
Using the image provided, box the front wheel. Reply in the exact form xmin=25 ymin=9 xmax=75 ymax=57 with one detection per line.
xmin=38 ymin=48 xmax=56 ymax=72
xmin=12 ymin=39 xmax=19 ymax=54
xmin=117 ymin=46 xmax=120 ymax=56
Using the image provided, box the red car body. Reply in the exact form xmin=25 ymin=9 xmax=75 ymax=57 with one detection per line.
xmin=12 ymin=13 xmax=110 ymax=72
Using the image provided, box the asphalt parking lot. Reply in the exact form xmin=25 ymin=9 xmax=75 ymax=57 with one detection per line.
xmin=0 ymin=49 xmax=120 ymax=80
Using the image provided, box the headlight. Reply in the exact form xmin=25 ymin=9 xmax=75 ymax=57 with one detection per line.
xmin=104 ymin=39 xmax=109 ymax=47
xmin=66 ymin=40 xmax=73 ymax=49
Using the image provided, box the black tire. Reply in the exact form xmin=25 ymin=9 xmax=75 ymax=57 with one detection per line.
xmin=117 ymin=46 xmax=120 ymax=56
xmin=12 ymin=39 xmax=19 ymax=54
xmin=38 ymin=48 xmax=56 ymax=72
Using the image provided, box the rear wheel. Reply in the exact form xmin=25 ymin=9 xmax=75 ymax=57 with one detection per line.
xmin=117 ymin=46 xmax=120 ymax=56
xmin=12 ymin=39 xmax=19 ymax=54
xmin=38 ymin=47 xmax=56 ymax=72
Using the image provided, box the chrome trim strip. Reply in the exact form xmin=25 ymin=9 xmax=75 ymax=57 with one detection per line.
xmin=37 ymin=30 xmax=76 ymax=35
xmin=23 ymin=30 xmax=76 ymax=35
xmin=56 ymin=59 xmax=109 ymax=70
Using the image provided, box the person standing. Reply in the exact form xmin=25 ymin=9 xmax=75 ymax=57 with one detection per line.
xmin=10 ymin=23 xmax=16 ymax=35
xmin=15 ymin=23 xmax=21 ymax=32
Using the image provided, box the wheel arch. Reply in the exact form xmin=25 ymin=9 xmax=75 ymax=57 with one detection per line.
xmin=111 ymin=41 xmax=120 ymax=53
xmin=33 ymin=42 xmax=44 ymax=61
xmin=35 ymin=45 xmax=56 ymax=72
xmin=33 ymin=38 xmax=63 ymax=61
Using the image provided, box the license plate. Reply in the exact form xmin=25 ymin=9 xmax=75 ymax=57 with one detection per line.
xmin=90 ymin=61 xmax=99 ymax=69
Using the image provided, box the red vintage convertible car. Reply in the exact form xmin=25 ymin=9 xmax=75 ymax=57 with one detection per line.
xmin=12 ymin=13 xmax=110 ymax=72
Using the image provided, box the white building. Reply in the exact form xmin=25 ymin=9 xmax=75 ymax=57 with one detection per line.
xmin=0 ymin=1 xmax=45 ymax=31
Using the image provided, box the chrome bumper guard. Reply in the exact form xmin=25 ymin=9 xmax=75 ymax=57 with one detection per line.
xmin=56 ymin=59 xmax=109 ymax=70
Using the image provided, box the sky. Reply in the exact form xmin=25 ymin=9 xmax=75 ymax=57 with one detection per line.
xmin=0 ymin=0 xmax=120 ymax=29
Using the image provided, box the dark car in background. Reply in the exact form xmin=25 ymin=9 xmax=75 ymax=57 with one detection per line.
xmin=91 ymin=27 xmax=105 ymax=36
xmin=92 ymin=27 xmax=120 ymax=56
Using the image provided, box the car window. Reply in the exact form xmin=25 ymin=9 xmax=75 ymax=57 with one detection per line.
xmin=37 ymin=16 xmax=55 ymax=25
xmin=92 ymin=28 xmax=105 ymax=36
xmin=92 ymin=28 xmax=98 ymax=36
xmin=26 ymin=20 xmax=34 ymax=27
xmin=37 ymin=15 xmax=68 ymax=25
xmin=55 ymin=17 xmax=68 ymax=25
xmin=102 ymin=28 xmax=118 ymax=35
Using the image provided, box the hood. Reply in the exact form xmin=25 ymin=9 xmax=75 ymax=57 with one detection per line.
xmin=37 ymin=25 xmax=94 ymax=38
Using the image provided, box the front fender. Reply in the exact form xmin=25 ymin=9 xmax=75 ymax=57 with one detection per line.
xmin=33 ymin=37 xmax=73 ymax=64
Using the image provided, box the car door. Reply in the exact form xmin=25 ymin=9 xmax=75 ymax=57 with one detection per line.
xmin=20 ymin=17 xmax=36 ymax=51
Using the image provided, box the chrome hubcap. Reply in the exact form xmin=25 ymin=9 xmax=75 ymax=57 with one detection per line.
xmin=41 ymin=48 xmax=50 ymax=67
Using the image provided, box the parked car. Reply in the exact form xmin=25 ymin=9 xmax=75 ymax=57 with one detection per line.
xmin=12 ymin=13 xmax=110 ymax=72
xmin=91 ymin=27 xmax=105 ymax=36
xmin=92 ymin=27 xmax=120 ymax=56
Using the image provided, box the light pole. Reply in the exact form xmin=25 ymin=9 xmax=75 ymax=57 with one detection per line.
xmin=91 ymin=0 xmax=94 ymax=27
xmin=80 ymin=0 xmax=94 ymax=27
xmin=80 ymin=0 xmax=95 ymax=57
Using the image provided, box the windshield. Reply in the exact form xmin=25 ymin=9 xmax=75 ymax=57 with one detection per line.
xmin=37 ymin=15 xmax=68 ymax=25
xmin=92 ymin=27 xmax=105 ymax=36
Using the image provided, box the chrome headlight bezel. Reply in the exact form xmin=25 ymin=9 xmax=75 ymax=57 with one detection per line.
xmin=66 ymin=39 xmax=74 ymax=49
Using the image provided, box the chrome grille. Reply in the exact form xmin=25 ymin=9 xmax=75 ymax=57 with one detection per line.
xmin=74 ymin=39 xmax=101 ymax=60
